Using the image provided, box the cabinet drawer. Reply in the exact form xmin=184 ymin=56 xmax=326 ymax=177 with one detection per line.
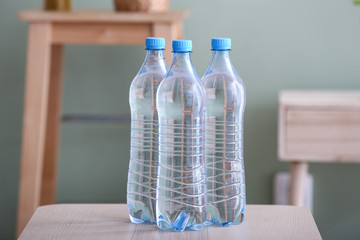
xmin=283 ymin=109 xmax=360 ymax=162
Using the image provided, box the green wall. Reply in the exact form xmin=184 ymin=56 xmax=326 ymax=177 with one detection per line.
xmin=1 ymin=0 xmax=360 ymax=239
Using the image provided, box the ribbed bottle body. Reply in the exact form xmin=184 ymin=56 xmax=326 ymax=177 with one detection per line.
xmin=202 ymin=49 xmax=246 ymax=226
xmin=156 ymin=51 xmax=207 ymax=231
xmin=128 ymin=49 xmax=167 ymax=224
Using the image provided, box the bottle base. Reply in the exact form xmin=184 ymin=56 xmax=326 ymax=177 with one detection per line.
xmin=129 ymin=215 xmax=147 ymax=224
xmin=127 ymin=202 xmax=156 ymax=224
xmin=157 ymin=212 xmax=204 ymax=232
xmin=129 ymin=215 xmax=156 ymax=224
xmin=205 ymin=209 xmax=246 ymax=226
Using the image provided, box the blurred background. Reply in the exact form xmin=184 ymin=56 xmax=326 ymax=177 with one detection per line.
xmin=1 ymin=0 xmax=360 ymax=239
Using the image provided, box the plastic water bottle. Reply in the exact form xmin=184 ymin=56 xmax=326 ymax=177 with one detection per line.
xmin=156 ymin=40 xmax=207 ymax=231
xmin=127 ymin=37 xmax=168 ymax=224
xmin=202 ymin=38 xmax=246 ymax=226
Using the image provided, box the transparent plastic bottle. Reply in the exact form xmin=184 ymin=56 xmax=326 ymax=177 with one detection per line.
xmin=202 ymin=38 xmax=246 ymax=226
xmin=128 ymin=37 xmax=168 ymax=224
xmin=156 ymin=40 xmax=207 ymax=231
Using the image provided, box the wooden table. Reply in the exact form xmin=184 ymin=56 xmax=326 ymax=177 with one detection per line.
xmin=18 ymin=204 xmax=322 ymax=240
xmin=278 ymin=91 xmax=360 ymax=206
xmin=16 ymin=10 xmax=189 ymax=236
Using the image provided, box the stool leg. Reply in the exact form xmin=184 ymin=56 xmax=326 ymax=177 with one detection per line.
xmin=152 ymin=23 xmax=177 ymax=66
xmin=41 ymin=44 xmax=64 ymax=205
xmin=289 ymin=161 xmax=308 ymax=207
xmin=17 ymin=23 xmax=52 ymax=236
xmin=175 ymin=21 xmax=183 ymax=39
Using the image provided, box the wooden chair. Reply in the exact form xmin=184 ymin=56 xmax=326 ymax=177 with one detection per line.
xmin=16 ymin=9 xmax=188 ymax=236
xmin=278 ymin=90 xmax=360 ymax=206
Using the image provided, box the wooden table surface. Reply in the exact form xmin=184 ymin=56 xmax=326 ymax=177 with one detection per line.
xmin=19 ymin=204 xmax=322 ymax=240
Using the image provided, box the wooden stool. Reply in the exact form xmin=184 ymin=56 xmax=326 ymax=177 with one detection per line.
xmin=17 ymin=9 xmax=188 ymax=236
xmin=278 ymin=91 xmax=360 ymax=206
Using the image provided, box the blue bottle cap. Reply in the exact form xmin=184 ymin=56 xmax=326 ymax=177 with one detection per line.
xmin=172 ymin=40 xmax=192 ymax=52
xmin=145 ymin=37 xmax=165 ymax=50
xmin=211 ymin=38 xmax=231 ymax=50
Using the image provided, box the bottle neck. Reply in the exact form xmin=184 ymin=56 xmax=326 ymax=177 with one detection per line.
xmin=208 ymin=50 xmax=233 ymax=69
xmin=143 ymin=50 xmax=167 ymax=68
xmin=169 ymin=52 xmax=194 ymax=71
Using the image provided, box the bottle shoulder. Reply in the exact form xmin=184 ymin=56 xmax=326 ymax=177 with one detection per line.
xmin=156 ymin=75 xmax=206 ymax=112
xmin=129 ymin=70 xmax=165 ymax=107
xmin=158 ymin=75 xmax=205 ymax=96
xmin=201 ymin=71 xmax=246 ymax=109
xmin=202 ymin=72 xmax=245 ymax=89
xmin=130 ymin=70 xmax=165 ymax=87
xmin=160 ymin=69 xmax=204 ymax=85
